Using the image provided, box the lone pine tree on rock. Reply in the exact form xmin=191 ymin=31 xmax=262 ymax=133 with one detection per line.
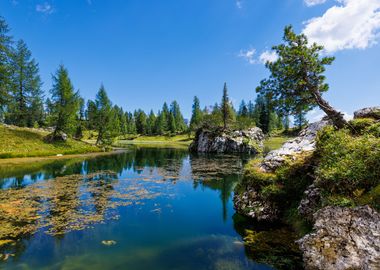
xmin=257 ymin=25 xmax=347 ymax=129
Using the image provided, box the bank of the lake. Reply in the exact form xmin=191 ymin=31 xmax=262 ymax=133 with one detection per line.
xmin=0 ymin=124 xmax=101 ymax=159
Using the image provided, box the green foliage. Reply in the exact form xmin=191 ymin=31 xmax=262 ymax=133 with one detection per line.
xmin=0 ymin=16 xmax=13 ymax=116
xmin=221 ymin=82 xmax=236 ymax=129
xmin=49 ymin=65 xmax=80 ymax=137
xmin=190 ymin=96 xmax=203 ymax=131
xmin=5 ymin=40 xmax=44 ymax=127
xmin=93 ymin=85 xmax=116 ymax=145
xmin=349 ymin=118 xmax=377 ymax=135
xmin=315 ymin=126 xmax=380 ymax=197
xmin=257 ymin=25 xmax=346 ymax=128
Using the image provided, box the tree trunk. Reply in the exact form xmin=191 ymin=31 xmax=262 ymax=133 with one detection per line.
xmin=312 ymin=90 xmax=347 ymax=129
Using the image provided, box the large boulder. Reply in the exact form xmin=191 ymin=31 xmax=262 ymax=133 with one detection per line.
xmin=260 ymin=119 xmax=331 ymax=172
xmin=354 ymin=107 xmax=380 ymax=120
xmin=298 ymin=206 xmax=380 ymax=270
xmin=189 ymin=127 xmax=264 ymax=154
xmin=44 ymin=131 xmax=68 ymax=142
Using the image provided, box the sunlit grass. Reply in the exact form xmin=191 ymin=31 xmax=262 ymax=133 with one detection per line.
xmin=0 ymin=125 xmax=100 ymax=159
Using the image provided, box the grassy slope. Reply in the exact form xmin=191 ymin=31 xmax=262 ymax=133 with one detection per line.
xmin=0 ymin=125 xmax=100 ymax=159
xmin=114 ymin=134 xmax=193 ymax=147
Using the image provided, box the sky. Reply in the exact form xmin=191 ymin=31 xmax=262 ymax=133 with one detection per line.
xmin=1 ymin=0 xmax=380 ymax=120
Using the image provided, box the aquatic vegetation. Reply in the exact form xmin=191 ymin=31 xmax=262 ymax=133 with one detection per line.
xmin=0 ymin=170 xmax=166 ymax=251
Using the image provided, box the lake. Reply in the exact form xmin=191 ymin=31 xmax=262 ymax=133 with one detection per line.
xmin=0 ymin=147 xmax=301 ymax=270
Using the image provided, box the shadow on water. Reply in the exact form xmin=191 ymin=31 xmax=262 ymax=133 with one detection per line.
xmin=0 ymin=148 xmax=302 ymax=269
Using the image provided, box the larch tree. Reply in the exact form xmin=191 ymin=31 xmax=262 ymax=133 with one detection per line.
xmin=0 ymin=16 xmax=13 ymax=118
xmin=7 ymin=40 xmax=43 ymax=127
xmin=257 ymin=25 xmax=346 ymax=129
xmin=49 ymin=65 xmax=80 ymax=139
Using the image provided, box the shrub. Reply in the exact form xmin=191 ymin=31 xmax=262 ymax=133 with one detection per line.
xmin=349 ymin=118 xmax=376 ymax=135
xmin=315 ymin=126 xmax=380 ymax=198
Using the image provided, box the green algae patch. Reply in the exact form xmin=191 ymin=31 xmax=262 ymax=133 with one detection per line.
xmin=242 ymin=228 xmax=303 ymax=270
xmin=0 ymin=170 xmax=166 ymax=251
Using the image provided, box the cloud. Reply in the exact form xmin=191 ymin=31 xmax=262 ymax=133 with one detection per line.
xmin=304 ymin=0 xmax=328 ymax=7
xmin=36 ymin=2 xmax=54 ymax=14
xmin=259 ymin=50 xmax=279 ymax=64
xmin=238 ymin=48 xmax=256 ymax=64
xmin=236 ymin=0 xmax=243 ymax=9
xmin=303 ymin=0 xmax=380 ymax=53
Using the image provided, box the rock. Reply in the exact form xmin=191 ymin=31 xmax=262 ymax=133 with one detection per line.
xmin=298 ymin=184 xmax=321 ymax=220
xmin=44 ymin=131 xmax=68 ymax=142
xmin=233 ymin=186 xmax=279 ymax=221
xmin=354 ymin=107 xmax=380 ymax=120
xmin=260 ymin=119 xmax=331 ymax=172
xmin=189 ymin=127 xmax=264 ymax=154
xmin=298 ymin=206 xmax=380 ymax=270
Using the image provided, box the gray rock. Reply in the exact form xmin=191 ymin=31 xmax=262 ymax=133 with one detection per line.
xmin=189 ymin=127 xmax=264 ymax=154
xmin=354 ymin=107 xmax=380 ymax=120
xmin=233 ymin=186 xmax=279 ymax=222
xmin=298 ymin=206 xmax=380 ymax=270
xmin=298 ymin=184 xmax=321 ymax=220
xmin=260 ymin=119 xmax=331 ymax=172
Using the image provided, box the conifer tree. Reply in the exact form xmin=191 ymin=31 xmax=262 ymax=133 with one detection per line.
xmin=190 ymin=96 xmax=203 ymax=131
xmin=220 ymin=82 xmax=235 ymax=129
xmin=0 ymin=16 xmax=13 ymax=118
xmin=94 ymin=84 xmax=113 ymax=145
xmin=7 ymin=40 xmax=43 ymax=127
xmin=134 ymin=109 xmax=147 ymax=135
xmin=170 ymin=100 xmax=186 ymax=133
xmin=49 ymin=65 xmax=80 ymax=139
xmin=146 ymin=110 xmax=156 ymax=135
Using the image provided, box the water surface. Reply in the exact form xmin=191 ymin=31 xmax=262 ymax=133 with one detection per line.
xmin=0 ymin=147 xmax=298 ymax=270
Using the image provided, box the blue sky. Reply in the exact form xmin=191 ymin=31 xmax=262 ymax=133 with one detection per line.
xmin=1 ymin=0 xmax=380 ymax=120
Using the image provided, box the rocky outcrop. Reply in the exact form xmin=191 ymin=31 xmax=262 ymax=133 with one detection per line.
xmin=189 ymin=127 xmax=264 ymax=154
xmin=354 ymin=106 xmax=380 ymax=120
xmin=260 ymin=119 xmax=331 ymax=172
xmin=233 ymin=186 xmax=279 ymax=222
xmin=44 ymin=131 xmax=68 ymax=142
xmin=298 ymin=206 xmax=380 ymax=270
xmin=298 ymin=184 xmax=321 ymax=221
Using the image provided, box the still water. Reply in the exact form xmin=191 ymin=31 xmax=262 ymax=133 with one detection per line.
xmin=0 ymin=147 xmax=300 ymax=270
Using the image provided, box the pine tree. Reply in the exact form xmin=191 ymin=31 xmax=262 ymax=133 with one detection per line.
xmin=238 ymin=100 xmax=249 ymax=117
xmin=134 ymin=109 xmax=147 ymax=135
xmin=0 ymin=16 xmax=13 ymax=119
xmin=161 ymin=102 xmax=170 ymax=132
xmin=86 ymin=100 xmax=97 ymax=130
xmin=94 ymin=84 xmax=114 ymax=145
xmin=49 ymin=65 xmax=80 ymax=139
xmin=190 ymin=96 xmax=203 ymax=131
xmin=146 ymin=110 xmax=156 ymax=135
xmin=74 ymin=97 xmax=85 ymax=139
xmin=170 ymin=100 xmax=186 ymax=133
xmin=294 ymin=111 xmax=308 ymax=130
xmin=221 ymin=82 xmax=235 ymax=129
xmin=7 ymin=40 xmax=43 ymax=127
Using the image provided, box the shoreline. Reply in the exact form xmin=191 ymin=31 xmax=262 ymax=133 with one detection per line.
xmin=0 ymin=149 xmax=128 ymax=166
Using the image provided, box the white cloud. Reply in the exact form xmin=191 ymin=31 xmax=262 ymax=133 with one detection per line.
xmin=259 ymin=50 xmax=279 ymax=64
xmin=238 ymin=48 xmax=256 ymax=64
xmin=236 ymin=0 xmax=243 ymax=9
xmin=36 ymin=2 xmax=54 ymax=14
xmin=303 ymin=0 xmax=380 ymax=53
xmin=304 ymin=0 xmax=328 ymax=7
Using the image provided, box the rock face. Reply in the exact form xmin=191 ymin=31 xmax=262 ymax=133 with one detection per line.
xmin=44 ymin=131 xmax=68 ymax=142
xmin=260 ymin=119 xmax=331 ymax=172
xmin=233 ymin=186 xmax=279 ymax=222
xmin=298 ymin=206 xmax=380 ymax=270
xmin=354 ymin=106 xmax=380 ymax=120
xmin=189 ymin=127 xmax=264 ymax=154
xmin=298 ymin=184 xmax=321 ymax=221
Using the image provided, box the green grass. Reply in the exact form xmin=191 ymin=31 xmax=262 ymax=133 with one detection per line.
xmin=0 ymin=125 xmax=100 ymax=159
xmin=264 ymin=135 xmax=292 ymax=152
xmin=115 ymin=134 xmax=193 ymax=147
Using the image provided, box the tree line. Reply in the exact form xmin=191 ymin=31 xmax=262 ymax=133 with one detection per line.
xmin=1 ymin=14 xmax=344 ymax=145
